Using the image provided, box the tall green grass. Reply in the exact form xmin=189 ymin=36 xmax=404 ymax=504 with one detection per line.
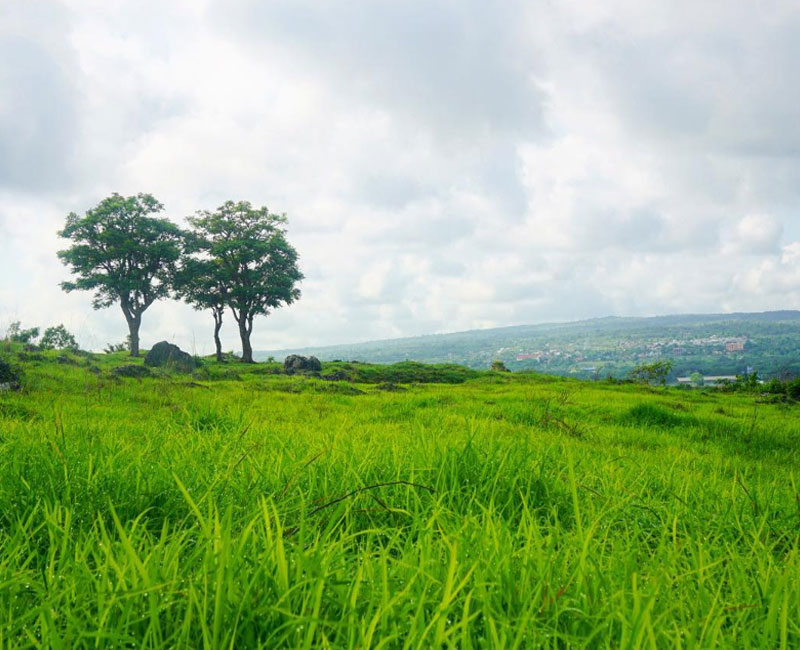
xmin=0 ymin=352 xmax=798 ymax=647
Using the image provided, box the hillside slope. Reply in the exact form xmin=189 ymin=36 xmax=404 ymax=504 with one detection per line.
xmin=258 ymin=310 xmax=800 ymax=379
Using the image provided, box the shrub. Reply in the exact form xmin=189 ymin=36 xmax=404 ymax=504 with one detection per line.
xmin=5 ymin=321 xmax=40 ymax=345
xmin=491 ymin=360 xmax=510 ymax=372
xmin=628 ymin=361 xmax=673 ymax=386
xmin=764 ymin=378 xmax=785 ymax=395
xmin=112 ymin=365 xmax=152 ymax=379
xmin=104 ymin=340 xmax=129 ymax=354
xmin=0 ymin=357 xmax=21 ymax=390
xmin=40 ymin=325 xmax=79 ymax=351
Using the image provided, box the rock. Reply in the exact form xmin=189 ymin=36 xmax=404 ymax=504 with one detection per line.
xmin=112 ymin=364 xmax=152 ymax=378
xmin=144 ymin=341 xmax=196 ymax=373
xmin=283 ymin=354 xmax=322 ymax=375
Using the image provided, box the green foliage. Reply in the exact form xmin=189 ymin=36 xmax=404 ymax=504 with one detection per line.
xmin=104 ymin=340 xmax=129 ymax=354
xmin=57 ymin=193 xmax=184 ymax=355
xmin=174 ymin=256 xmax=228 ymax=312
xmin=0 ymin=356 xmax=21 ymax=388
xmin=39 ymin=324 xmax=79 ymax=351
xmin=628 ymin=360 xmax=673 ymax=385
xmin=491 ymin=359 xmax=510 ymax=372
xmin=736 ymin=371 xmax=760 ymax=390
xmin=173 ymin=255 xmax=228 ymax=361
xmin=321 ymin=360 xmax=480 ymax=384
xmin=6 ymin=321 xmax=40 ymax=345
xmin=0 ymin=352 xmax=798 ymax=647
xmin=187 ymin=201 xmax=303 ymax=362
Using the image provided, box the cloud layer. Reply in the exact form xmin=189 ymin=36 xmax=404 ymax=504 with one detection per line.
xmin=1 ymin=0 xmax=799 ymax=354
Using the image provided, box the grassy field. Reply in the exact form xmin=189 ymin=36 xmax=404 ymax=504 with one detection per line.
xmin=0 ymin=348 xmax=798 ymax=648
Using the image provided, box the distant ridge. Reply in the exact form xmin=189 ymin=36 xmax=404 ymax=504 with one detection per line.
xmin=255 ymin=310 xmax=800 ymax=379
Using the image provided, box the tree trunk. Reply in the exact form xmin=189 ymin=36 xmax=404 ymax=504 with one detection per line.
xmin=213 ymin=308 xmax=224 ymax=362
xmin=238 ymin=311 xmax=253 ymax=363
xmin=125 ymin=311 xmax=141 ymax=357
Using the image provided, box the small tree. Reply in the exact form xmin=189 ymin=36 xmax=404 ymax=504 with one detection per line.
xmin=628 ymin=360 xmax=673 ymax=386
xmin=6 ymin=321 xmax=40 ymax=345
xmin=689 ymin=371 xmax=704 ymax=387
xmin=57 ymin=193 xmax=183 ymax=356
xmin=187 ymin=201 xmax=303 ymax=363
xmin=40 ymin=325 xmax=79 ymax=351
xmin=174 ymin=256 xmax=228 ymax=362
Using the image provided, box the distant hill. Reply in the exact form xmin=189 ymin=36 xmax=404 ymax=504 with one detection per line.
xmin=257 ymin=311 xmax=800 ymax=380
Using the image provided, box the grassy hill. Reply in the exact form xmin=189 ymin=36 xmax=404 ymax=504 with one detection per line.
xmin=1 ymin=345 xmax=799 ymax=647
xmin=258 ymin=310 xmax=800 ymax=380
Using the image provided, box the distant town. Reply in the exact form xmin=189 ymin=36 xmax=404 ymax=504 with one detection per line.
xmin=260 ymin=312 xmax=800 ymax=382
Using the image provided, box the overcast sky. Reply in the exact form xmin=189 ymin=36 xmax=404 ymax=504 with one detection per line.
xmin=1 ymin=0 xmax=799 ymax=354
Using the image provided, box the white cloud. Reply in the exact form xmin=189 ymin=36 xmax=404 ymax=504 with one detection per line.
xmin=1 ymin=1 xmax=799 ymax=352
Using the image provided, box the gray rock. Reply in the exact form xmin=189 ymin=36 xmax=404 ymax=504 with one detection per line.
xmin=144 ymin=341 xmax=196 ymax=373
xmin=283 ymin=354 xmax=322 ymax=375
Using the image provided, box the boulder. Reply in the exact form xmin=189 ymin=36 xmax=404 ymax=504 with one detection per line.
xmin=283 ymin=354 xmax=322 ymax=375
xmin=144 ymin=341 xmax=196 ymax=373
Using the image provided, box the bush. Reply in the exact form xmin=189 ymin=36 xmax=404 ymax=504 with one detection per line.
xmin=0 ymin=357 xmax=21 ymax=390
xmin=112 ymin=365 xmax=152 ymax=379
xmin=104 ymin=341 xmax=129 ymax=354
xmin=330 ymin=361 xmax=480 ymax=384
xmin=764 ymin=378 xmax=785 ymax=395
xmin=787 ymin=379 xmax=800 ymax=401
xmin=5 ymin=321 xmax=39 ymax=345
xmin=40 ymin=325 xmax=79 ymax=351
xmin=627 ymin=360 xmax=673 ymax=386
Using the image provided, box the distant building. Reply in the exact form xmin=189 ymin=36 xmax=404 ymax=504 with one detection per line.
xmin=516 ymin=353 xmax=541 ymax=361
xmin=725 ymin=339 xmax=746 ymax=352
xmin=676 ymin=375 xmax=738 ymax=387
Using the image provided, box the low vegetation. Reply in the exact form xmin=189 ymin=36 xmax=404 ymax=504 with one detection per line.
xmin=0 ymin=344 xmax=798 ymax=647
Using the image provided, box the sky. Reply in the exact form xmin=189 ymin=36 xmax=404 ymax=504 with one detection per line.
xmin=1 ymin=0 xmax=799 ymax=355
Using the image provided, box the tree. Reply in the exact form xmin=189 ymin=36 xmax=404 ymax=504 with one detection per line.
xmin=689 ymin=371 xmax=704 ymax=387
xmin=6 ymin=321 xmax=40 ymax=345
xmin=174 ymin=255 xmax=228 ymax=362
xmin=187 ymin=201 xmax=303 ymax=363
xmin=628 ymin=360 xmax=674 ymax=386
xmin=57 ymin=193 xmax=183 ymax=356
xmin=40 ymin=325 xmax=79 ymax=351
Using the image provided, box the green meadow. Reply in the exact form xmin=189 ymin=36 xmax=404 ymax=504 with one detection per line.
xmin=0 ymin=348 xmax=798 ymax=648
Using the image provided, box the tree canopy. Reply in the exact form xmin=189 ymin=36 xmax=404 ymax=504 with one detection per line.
xmin=57 ymin=193 xmax=183 ymax=356
xmin=173 ymin=255 xmax=229 ymax=362
xmin=187 ymin=201 xmax=303 ymax=362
